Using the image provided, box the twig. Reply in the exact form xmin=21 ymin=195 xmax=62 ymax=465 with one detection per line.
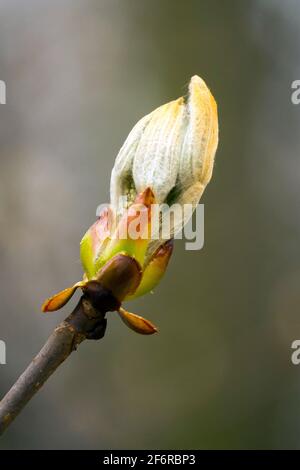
xmin=0 ymin=283 xmax=117 ymax=435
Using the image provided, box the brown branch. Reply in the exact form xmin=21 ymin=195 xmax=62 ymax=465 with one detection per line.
xmin=0 ymin=283 xmax=118 ymax=436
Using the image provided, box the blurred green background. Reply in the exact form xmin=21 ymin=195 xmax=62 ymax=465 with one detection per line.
xmin=1 ymin=0 xmax=300 ymax=449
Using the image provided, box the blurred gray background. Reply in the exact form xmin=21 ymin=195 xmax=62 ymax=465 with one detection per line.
xmin=1 ymin=0 xmax=300 ymax=449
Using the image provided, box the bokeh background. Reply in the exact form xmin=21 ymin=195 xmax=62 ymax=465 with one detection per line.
xmin=0 ymin=0 xmax=300 ymax=450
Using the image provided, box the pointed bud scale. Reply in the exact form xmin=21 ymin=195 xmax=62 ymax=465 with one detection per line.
xmin=80 ymin=207 xmax=114 ymax=279
xmin=125 ymin=239 xmax=174 ymax=300
xmin=42 ymin=281 xmax=86 ymax=312
xmin=100 ymin=188 xmax=155 ymax=268
xmin=118 ymin=307 xmax=158 ymax=335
